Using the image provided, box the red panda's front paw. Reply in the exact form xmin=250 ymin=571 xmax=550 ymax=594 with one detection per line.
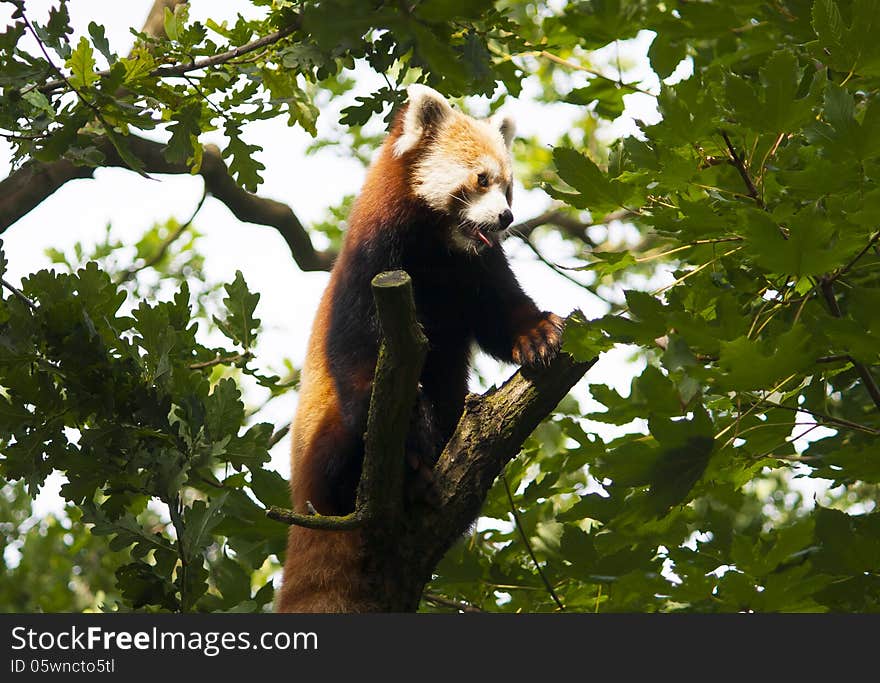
xmin=511 ymin=313 xmax=565 ymax=367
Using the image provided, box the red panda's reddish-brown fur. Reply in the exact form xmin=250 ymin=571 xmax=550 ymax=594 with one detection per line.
xmin=276 ymin=86 xmax=562 ymax=613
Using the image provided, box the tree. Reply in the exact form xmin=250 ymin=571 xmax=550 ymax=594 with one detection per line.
xmin=1 ymin=0 xmax=879 ymax=613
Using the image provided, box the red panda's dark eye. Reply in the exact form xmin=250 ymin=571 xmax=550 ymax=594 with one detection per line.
xmin=477 ymin=172 xmax=489 ymax=188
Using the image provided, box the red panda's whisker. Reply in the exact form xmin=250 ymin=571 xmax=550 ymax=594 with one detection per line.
xmin=448 ymin=192 xmax=473 ymax=208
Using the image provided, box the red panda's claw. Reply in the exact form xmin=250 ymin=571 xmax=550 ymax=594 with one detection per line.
xmin=512 ymin=312 xmax=564 ymax=367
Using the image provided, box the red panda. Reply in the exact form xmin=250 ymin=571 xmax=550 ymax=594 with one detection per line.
xmin=275 ymin=85 xmax=563 ymax=612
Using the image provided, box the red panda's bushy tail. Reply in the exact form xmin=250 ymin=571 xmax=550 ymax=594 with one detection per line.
xmin=275 ymin=526 xmax=373 ymax=613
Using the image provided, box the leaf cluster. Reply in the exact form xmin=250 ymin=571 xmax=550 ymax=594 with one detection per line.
xmin=0 ymin=237 xmax=289 ymax=612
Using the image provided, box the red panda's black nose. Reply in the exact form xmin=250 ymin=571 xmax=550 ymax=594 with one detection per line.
xmin=498 ymin=209 xmax=513 ymax=229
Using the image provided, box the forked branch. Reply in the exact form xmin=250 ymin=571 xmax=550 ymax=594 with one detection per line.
xmin=269 ymin=270 xmax=428 ymax=531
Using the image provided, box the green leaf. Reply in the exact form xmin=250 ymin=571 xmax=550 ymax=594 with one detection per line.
xmin=104 ymin=127 xmax=148 ymax=177
xmin=222 ymin=124 xmax=265 ymax=192
xmin=624 ymin=290 xmax=667 ymax=338
xmin=648 ymin=32 xmax=687 ymax=79
xmin=812 ymin=0 xmax=844 ymax=51
xmin=758 ymin=50 xmax=815 ymax=132
xmin=87 ymin=21 xmax=113 ymax=64
xmin=181 ymin=493 xmax=229 ymax=560
xmin=163 ymin=6 xmax=181 ymax=42
xmin=549 ymin=147 xmax=626 ymax=212
xmin=561 ymin=310 xmax=613 ymax=361
xmin=22 ymin=89 xmax=54 ymax=117
xmin=718 ymin=328 xmax=818 ymax=391
xmin=116 ymin=561 xmax=178 ymax=610
xmin=165 ymin=102 xmax=202 ymax=167
xmin=811 ymin=0 xmax=880 ymax=76
xmin=65 ymin=36 xmax=98 ymax=89
xmin=214 ymin=270 xmax=260 ymax=349
xmin=565 ymin=78 xmax=627 ymax=119
xmin=409 ymin=22 xmax=471 ymax=93
xmin=814 ymin=508 xmax=880 ymax=574
xmin=250 ymin=467 xmax=290 ymax=509
xmin=204 ymin=378 xmax=244 ymax=442
xmin=120 ymin=44 xmax=155 ymax=82
xmin=645 ymin=410 xmax=715 ymax=513
xmin=741 ymin=206 xmax=860 ymax=276
xmin=33 ymin=1 xmax=72 ymax=58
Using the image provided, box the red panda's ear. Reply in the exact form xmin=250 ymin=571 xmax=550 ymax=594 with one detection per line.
xmin=490 ymin=113 xmax=516 ymax=150
xmin=392 ymin=84 xmax=453 ymax=157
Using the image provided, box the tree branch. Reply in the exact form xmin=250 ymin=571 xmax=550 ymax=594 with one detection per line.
xmin=266 ymin=506 xmax=362 ymax=530
xmin=358 ymin=271 xmax=428 ymax=527
xmin=421 ymin=351 xmax=596 ymax=562
xmin=0 ymin=134 xmax=335 ymax=272
xmin=36 ymin=17 xmax=301 ymax=95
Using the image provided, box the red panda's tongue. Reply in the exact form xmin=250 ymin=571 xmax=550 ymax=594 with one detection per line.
xmin=475 ymin=229 xmax=492 ymax=247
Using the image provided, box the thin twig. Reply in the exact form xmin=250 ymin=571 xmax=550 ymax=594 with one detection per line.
xmin=187 ymin=351 xmax=253 ymax=370
xmin=511 ymin=230 xmax=612 ymax=305
xmin=182 ymin=75 xmax=233 ymax=122
xmin=747 ymin=397 xmax=880 ymax=436
xmin=830 ymin=229 xmax=880 ymax=282
xmin=116 ymin=187 xmax=208 ymax=285
xmin=635 ymin=236 xmax=744 ymax=263
xmin=753 ymin=423 xmax=825 ymax=461
xmin=538 ymin=50 xmax=656 ymax=98
xmin=510 ymin=206 xmax=628 ymax=244
xmin=721 ymin=131 xmax=765 ymax=209
xmin=1 ymin=277 xmax=37 ymax=311
xmin=755 ymin=132 xmax=786 ymax=186
xmin=501 ymin=473 xmax=565 ymax=611
xmin=651 ymin=245 xmax=744 ymax=296
xmin=716 ymin=373 xmax=799 ymax=442
xmin=422 ymin=592 xmax=484 ymax=613
xmin=816 ymin=354 xmax=851 ymax=364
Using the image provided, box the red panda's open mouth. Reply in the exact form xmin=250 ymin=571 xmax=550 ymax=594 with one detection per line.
xmin=473 ymin=228 xmax=493 ymax=247
xmin=461 ymin=221 xmax=496 ymax=248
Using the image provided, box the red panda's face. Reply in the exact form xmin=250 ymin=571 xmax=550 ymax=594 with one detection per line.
xmin=392 ymin=85 xmax=516 ymax=254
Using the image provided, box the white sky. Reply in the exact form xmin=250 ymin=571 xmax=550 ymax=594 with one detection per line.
xmin=0 ymin=2 xmax=671 ymax=516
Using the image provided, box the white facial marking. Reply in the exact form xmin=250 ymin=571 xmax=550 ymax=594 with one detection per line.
xmin=412 ymin=153 xmax=473 ymax=209
xmin=463 ymin=187 xmax=509 ymax=227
